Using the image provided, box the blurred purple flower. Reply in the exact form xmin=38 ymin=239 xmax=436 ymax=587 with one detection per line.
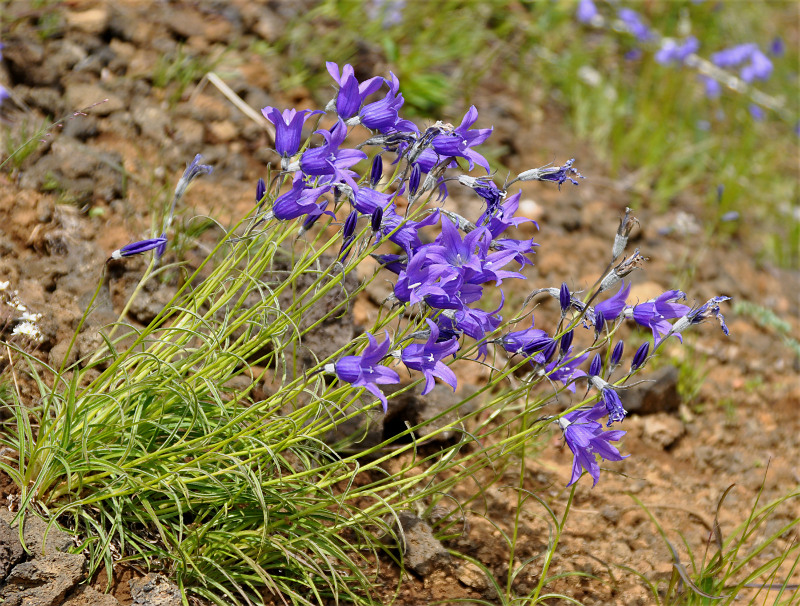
xmin=576 ymin=0 xmax=598 ymax=24
xmin=618 ymin=8 xmax=652 ymax=41
xmin=749 ymin=104 xmax=765 ymax=121
xmin=655 ymin=36 xmax=699 ymax=65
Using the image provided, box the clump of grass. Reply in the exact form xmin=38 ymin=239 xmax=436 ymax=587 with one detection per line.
xmin=630 ymin=480 xmax=800 ymax=605
xmin=0 ymin=63 xmax=738 ymax=605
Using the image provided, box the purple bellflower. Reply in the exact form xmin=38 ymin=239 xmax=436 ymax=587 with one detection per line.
xmin=272 ymin=176 xmax=332 ymax=221
xmin=295 ymin=120 xmax=367 ymax=189
xmin=395 ymin=319 xmax=459 ymax=395
xmin=500 ymin=317 xmax=555 ymax=362
xmin=542 ymin=346 xmax=588 ymax=392
xmin=324 ymin=331 xmax=400 ymax=413
xmin=110 ymin=234 xmax=168 ymax=261
xmin=359 ymin=73 xmax=418 ymax=133
xmin=592 ymin=280 xmax=631 ymax=324
xmin=262 ymin=107 xmax=324 ymax=159
xmin=557 ymin=407 xmax=628 ymax=487
xmin=668 ymin=296 xmax=730 ymax=338
xmin=512 ymin=159 xmax=583 ymax=189
xmin=428 ymin=106 xmax=493 ymax=172
xmin=326 ymin=62 xmax=384 ymax=120
xmin=625 ymin=289 xmax=690 ymax=342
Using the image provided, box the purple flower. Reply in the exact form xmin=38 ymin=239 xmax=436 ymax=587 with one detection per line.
xmin=626 ymin=290 xmax=690 ymax=342
xmin=429 ymin=106 xmax=493 ymax=172
xmin=702 ymin=76 xmax=721 ymax=98
xmin=593 ymin=280 xmax=631 ymax=323
xmin=514 ymin=159 xmax=583 ymax=189
xmin=576 ymin=0 xmax=598 ymax=24
xmin=262 ymin=107 xmax=324 ymax=158
xmin=711 ymin=43 xmax=757 ymax=68
xmin=272 ymin=176 xmax=332 ymax=221
xmin=353 ymin=186 xmax=394 ymax=216
xmin=749 ymin=104 xmax=765 ymax=121
xmin=110 ymin=235 xmax=168 ymax=261
xmin=378 ymin=205 xmax=440 ymax=253
xmin=326 ymin=62 xmax=384 ymax=120
xmin=740 ymin=49 xmax=773 ymax=82
xmin=397 ymin=319 xmax=459 ymax=395
xmin=770 ymin=36 xmax=784 ymax=57
xmin=500 ymin=318 xmax=554 ymax=360
xmin=655 ymin=36 xmax=699 ymax=65
xmin=393 ymin=251 xmax=459 ymax=306
xmin=543 ymin=347 xmax=587 ymax=392
xmin=669 ymin=296 xmax=730 ymax=338
xmin=426 ymin=218 xmax=490 ymax=274
xmin=298 ymin=120 xmax=367 ymax=188
xmin=478 ymin=192 xmax=538 ymax=237
xmin=610 ymin=341 xmax=624 ymax=366
xmin=359 ymin=73 xmax=418 ymax=133
xmin=587 ymin=374 xmax=627 ymax=425
xmin=557 ymin=407 xmax=628 ymax=487
xmin=560 ymin=283 xmax=571 ymax=313
xmin=324 ymin=331 xmax=400 ymax=413
xmin=618 ymin=8 xmax=652 ymax=41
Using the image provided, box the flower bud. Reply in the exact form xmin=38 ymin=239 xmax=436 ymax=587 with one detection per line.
xmin=589 ymin=353 xmax=602 ymax=377
xmin=370 ymin=154 xmax=383 ymax=187
xmin=631 ymin=342 xmax=650 ymax=370
xmin=610 ymin=341 xmax=624 ymax=366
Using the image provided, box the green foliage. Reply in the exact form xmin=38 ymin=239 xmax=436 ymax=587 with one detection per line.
xmin=630 ymin=480 xmax=800 ymax=605
xmin=0 ymin=191 xmax=587 ymax=604
xmin=264 ymin=1 xmax=798 ymax=268
xmin=152 ymin=46 xmax=215 ymax=106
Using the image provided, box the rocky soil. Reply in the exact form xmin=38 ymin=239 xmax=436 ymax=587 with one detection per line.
xmin=1 ymin=1 xmax=798 ymax=604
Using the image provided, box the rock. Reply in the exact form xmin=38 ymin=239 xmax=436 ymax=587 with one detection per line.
xmin=621 ymin=365 xmax=680 ymax=415
xmin=0 ymin=510 xmax=73 ymax=556
xmin=326 ymin=383 xmax=478 ymax=452
xmin=66 ymin=7 xmax=110 ymax=36
xmin=129 ymin=572 xmax=182 ymax=606
xmin=63 ymin=585 xmax=122 ymax=606
xmin=456 ymin=561 xmax=489 ymax=591
xmin=641 ymin=413 xmax=685 ymax=450
xmin=395 ymin=512 xmax=451 ymax=577
xmin=0 ymin=516 xmax=25 ymax=579
xmin=65 ymin=83 xmax=126 ymax=116
xmin=0 ymin=552 xmax=85 ymax=606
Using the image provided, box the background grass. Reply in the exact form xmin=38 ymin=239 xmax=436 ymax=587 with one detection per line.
xmin=263 ymin=0 xmax=798 ymax=268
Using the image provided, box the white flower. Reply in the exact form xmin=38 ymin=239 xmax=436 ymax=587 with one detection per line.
xmin=12 ymin=321 xmax=42 ymax=341
xmin=0 ymin=281 xmax=9 ymax=291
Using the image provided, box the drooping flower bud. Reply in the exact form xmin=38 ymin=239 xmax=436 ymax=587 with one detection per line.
xmin=610 ymin=341 xmax=624 ymax=366
xmin=560 ymin=329 xmax=574 ymax=356
xmin=559 ymin=282 xmax=570 ymax=313
xmin=370 ymin=154 xmax=383 ymax=187
xmin=589 ymin=353 xmax=602 ymax=377
xmin=409 ymin=163 xmax=421 ymax=195
xmin=631 ymin=342 xmax=650 ymax=371
xmin=342 ymin=210 xmax=358 ymax=241
xmin=371 ymin=206 xmax=383 ymax=233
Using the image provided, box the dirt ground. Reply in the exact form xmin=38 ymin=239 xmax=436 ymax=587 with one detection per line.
xmin=0 ymin=1 xmax=798 ymax=604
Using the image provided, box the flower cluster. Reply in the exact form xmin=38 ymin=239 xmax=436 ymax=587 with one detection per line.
xmin=1 ymin=280 xmax=43 ymax=342
xmin=575 ymin=1 xmax=788 ymax=125
xmin=110 ymin=63 xmax=731 ymax=488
